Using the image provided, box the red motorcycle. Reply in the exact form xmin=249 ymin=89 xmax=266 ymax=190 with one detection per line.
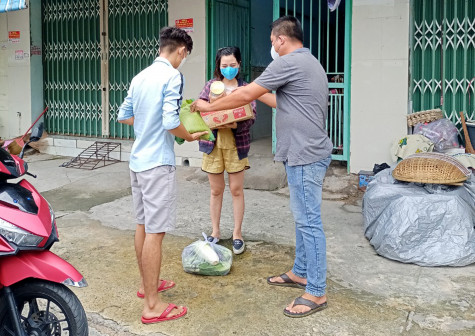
xmin=0 ymin=123 xmax=88 ymax=335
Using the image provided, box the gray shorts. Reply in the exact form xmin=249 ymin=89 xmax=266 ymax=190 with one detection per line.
xmin=130 ymin=165 xmax=177 ymax=233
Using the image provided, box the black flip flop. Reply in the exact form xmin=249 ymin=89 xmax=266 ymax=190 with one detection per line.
xmin=266 ymin=273 xmax=306 ymax=289
xmin=283 ymin=296 xmax=328 ymax=318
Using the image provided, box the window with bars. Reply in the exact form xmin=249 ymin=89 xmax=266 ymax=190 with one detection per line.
xmin=42 ymin=0 xmax=168 ymax=138
xmin=410 ymin=0 xmax=475 ymax=126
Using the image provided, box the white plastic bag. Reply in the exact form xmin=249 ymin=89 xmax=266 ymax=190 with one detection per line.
xmin=414 ymin=118 xmax=459 ymax=152
xmin=181 ymin=233 xmax=232 ymax=276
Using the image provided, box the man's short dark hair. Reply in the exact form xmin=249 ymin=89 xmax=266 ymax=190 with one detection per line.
xmin=270 ymin=16 xmax=303 ymax=43
xmin=159 ymin=27 xmax=193 ymax=54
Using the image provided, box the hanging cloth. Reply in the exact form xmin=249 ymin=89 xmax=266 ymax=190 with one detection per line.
xmin=328 ymin=0 xmax=341 ymax=12
xmin=0 ymin=0 xmax=27 ymax=13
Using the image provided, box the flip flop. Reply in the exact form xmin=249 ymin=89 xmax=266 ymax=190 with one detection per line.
xmin=266 ymin=273 xmax=306 ymax=289
xmin=141 ymin=303 xmax=187 ymax=324
xmin=283 ymin=296 xmax=328 ymax=318
xmin=137 ymin=279 xmax=175 ymax=298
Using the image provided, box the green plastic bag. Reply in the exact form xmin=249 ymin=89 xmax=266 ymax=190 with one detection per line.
xmin=175 ymin=99 xmax=215 ymax=144
xmin=174 ymin=136 xmax=185 ymax=145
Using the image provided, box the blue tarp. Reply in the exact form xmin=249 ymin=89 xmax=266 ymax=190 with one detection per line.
xmin=363 ymin=169 xmax=475 ymax=267
xmin=0 ymin=0 xmax=27 ymax=13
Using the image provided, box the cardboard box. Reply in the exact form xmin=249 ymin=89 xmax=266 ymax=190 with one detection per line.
xmin=200 ymin=104 xmax=254 ymax=128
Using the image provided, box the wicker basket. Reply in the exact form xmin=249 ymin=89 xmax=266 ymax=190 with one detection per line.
xmin=407 ymin=109 xmax=444 ymax=127
xmin=392 ymin=152 xmax=471 ymax=185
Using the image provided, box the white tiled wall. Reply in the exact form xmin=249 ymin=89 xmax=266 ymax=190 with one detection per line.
xmin=349 ymin=0 xmax=410 ymax=173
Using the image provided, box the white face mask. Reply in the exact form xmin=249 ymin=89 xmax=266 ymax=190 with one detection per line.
xmin=271 ymin=45 xmax=279 ymax=60
xmin=178 ymin=56 xmax=187 ymax=70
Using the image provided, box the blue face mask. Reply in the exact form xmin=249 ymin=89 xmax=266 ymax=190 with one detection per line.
xmin=220 ymin=66 xmax=239 ymax=80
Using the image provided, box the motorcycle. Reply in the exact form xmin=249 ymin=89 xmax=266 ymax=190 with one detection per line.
xmin=0 ymin=123 xmax=88 ymax=335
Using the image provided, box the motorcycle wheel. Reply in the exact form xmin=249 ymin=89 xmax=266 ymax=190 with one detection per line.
xmin=0 ymin=280 xmax=88 ymax=336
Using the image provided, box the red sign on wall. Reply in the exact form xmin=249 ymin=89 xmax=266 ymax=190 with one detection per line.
xmin=8 ymin=31 xmax=20 ymax=43
xmin=175 ymin=18 xmax=193 ymax=33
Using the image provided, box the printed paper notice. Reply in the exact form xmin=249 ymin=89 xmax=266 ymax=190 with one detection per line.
xmin=9 ymin=31 xmax=20 ymax=43
xmin=31 ymin=45 xmax=42 ymax=56
xmin=175 ymin=18 xmax=193 ymax=33
xmin=15 ymin=50 xmax=23 ymax=60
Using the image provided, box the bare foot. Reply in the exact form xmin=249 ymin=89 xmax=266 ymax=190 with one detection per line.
xmin=209 ymin=231 xmax=220 ymax=240
xmin=286 ymin=293 xmax=327 ymax=314
xmin=232 ymin=230 xmax=242 ymax=241
xmin=138 ymin=279 xmax=174 ymax=296
xmin=268 ymin=271 xmax=307 ymax=285
xmin=142 ymin=302 xmax=185 ymax=320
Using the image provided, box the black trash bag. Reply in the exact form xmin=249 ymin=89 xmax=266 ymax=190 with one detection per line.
xmin=373 ymin=163 xmax=390 ymax=174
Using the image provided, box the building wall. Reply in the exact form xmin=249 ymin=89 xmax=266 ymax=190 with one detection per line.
xmin=0 ymin=6 xmax=32 ymax=140
xmin=168 ymin=0 xmax=207 ymax=101
xmin=0 ymin=0 xmax=414 ymax=174
xmin=350 ymin=0 xmax=410 ymax=173
xmin=167 ymin=0 xmax=207 ymax=165
xmin=29 ymin=0 xmax=44 ymax=124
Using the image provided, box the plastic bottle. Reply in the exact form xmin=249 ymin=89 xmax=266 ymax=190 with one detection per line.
xmin=210 ymin=81 xmax=225 ymax=100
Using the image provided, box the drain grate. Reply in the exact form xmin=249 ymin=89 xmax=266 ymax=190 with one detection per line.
xmin=61 ymin=141 xmax=121 ymax=170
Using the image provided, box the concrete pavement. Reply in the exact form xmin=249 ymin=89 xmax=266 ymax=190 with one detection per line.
xmin=21 ymin=151 xmax=475 ymax=336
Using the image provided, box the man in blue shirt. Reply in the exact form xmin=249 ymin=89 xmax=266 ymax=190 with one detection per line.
xmin=118 ymin=27 xmax=206 ymax=324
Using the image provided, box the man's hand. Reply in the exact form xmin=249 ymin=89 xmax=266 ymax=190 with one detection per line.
xmin=169 ymin=123 xmax=207 ymax=141
xmin=193 ymin=82 xmax=269 ymax=112
xmin=187 ymin=131 xmax=208 ymax=142
xmin=191 ymin=99 xmax=212 ymax=113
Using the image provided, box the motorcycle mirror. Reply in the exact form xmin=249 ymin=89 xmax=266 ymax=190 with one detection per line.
xmin=29 ymin=122 xmax=44 ymax=142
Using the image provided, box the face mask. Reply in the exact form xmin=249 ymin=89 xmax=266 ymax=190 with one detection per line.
xmin=177 ymin=57 xmax=187 ymax=70
xmin=220 ymin=66 xmax=239 ymax=80
xmin=271 ymin=45 xmax=279 ymax=60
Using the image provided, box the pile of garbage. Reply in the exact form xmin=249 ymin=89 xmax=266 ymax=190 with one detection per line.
xmin=391 ymin=114 xmax=462 ymax=161
xmin=363 ymin=169 xmax=475 ymax=266
xmin=363 ymin=110 xmax=475 ymax=267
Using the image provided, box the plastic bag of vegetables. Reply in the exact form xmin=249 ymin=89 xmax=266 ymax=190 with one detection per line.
xmin=182 ymin=233 xmax=232 ymax=276
xmin=175 ymin=99 xmax=215 ymax=144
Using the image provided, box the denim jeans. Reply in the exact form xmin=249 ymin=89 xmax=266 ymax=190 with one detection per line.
xmin=284 ymin=156 xmax=331 ymax=297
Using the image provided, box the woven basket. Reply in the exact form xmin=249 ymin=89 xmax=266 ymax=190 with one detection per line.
xmin=407 ymin=109 xmax=444 ymax=127
xmin=393 ymin=152 xmax=471 ymax=185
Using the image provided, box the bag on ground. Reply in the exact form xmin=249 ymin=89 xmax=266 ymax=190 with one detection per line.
xmin=182 ymin=233 xmax=232 ymax=276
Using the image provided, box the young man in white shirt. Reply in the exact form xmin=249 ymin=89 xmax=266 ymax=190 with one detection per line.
xmin=119 ymin=27 xmax=207 ymax=324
